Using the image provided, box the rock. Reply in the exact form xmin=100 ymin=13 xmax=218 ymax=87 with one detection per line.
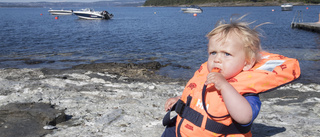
xmin=0 ymin=103 xmax=67 ymax=137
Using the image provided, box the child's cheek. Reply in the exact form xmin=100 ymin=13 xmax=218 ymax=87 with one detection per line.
xmin=207 ymin=63 xmax=214 ymax=73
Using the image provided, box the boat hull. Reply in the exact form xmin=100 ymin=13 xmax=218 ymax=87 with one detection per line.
xmin=281 ymin=4 xmax=293 ymax=11
xmin=73 ymin=9 xmax=113 ymax=20
xmin=73 ymin=12 xmax=104 ymax=20
xmin=181 ymin=6 xmax=203 ymax=13
xmin=182 ymin=9 xmax=202 ymax=13
xmin=48 ymin=10 xmax=73 ymax=15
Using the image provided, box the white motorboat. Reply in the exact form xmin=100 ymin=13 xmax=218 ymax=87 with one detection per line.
xmin=48 ymin=9 xmax=73 ymax=15
xmin=181 ymin=5 xmax=203 ymax=13
xmin=281 ymin=3 xmax=293 ymax=11
xmin=73 ymin=8 xmax=113 ymax=20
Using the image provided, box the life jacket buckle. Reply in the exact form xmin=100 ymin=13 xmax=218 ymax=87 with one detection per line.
xmin=175 ymin=99 xmax=185 ymax=116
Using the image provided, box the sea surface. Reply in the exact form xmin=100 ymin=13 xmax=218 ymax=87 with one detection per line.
xmin=0 ymin=6 xmax=319 ymax=84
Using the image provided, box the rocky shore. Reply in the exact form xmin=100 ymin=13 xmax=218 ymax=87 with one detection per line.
xmin=0 ymin=62 xmax=319 ymax=137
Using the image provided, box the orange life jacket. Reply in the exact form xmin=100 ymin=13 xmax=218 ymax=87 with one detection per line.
xmin=165 ymin=52 xmax=300 ymax=137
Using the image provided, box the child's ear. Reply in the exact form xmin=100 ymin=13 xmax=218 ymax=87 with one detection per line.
xmin=243 ymin=60 xmax=255 ymax=71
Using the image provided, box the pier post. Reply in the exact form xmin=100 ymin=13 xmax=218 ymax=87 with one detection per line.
xmin=318 ymin=13 xmax=320 ymax=23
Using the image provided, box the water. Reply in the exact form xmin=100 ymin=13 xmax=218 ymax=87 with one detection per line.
xmin=0 ymin=6 xmax=319 ymax=84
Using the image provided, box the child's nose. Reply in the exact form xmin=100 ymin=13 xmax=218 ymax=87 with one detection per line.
xmin=214 ymin=54 xmax=222 ymax=63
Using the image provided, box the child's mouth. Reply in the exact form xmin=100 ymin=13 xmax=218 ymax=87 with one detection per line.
xmin=211 ymin=67 xmax=221 ymax=73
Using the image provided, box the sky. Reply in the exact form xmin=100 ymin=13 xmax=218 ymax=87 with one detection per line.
xmin=0 ymin=0 xmax=107 ymax=2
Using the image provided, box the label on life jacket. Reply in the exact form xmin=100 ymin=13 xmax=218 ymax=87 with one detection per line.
xmin=257 ymin=60 xmax=285 ymax=72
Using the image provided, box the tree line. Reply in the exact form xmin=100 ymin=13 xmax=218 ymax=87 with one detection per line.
xmin=143 ymin=0 xmax=320 ymax=6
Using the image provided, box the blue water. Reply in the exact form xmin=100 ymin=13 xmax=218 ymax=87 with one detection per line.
xmin=0 ymin=6 xmax=319 ymax=84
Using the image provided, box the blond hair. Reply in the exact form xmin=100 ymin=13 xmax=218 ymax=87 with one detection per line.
xmin=206 ymin=14 xmax=265 ymax=64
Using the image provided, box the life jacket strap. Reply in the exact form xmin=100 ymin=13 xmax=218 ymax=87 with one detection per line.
xmin=205 ymin=117 xmax=252 ymax=134
xmin=162 ymin=96 xmax=192 ymax=127
xmin=162 ymin=103 xmax=177 ymax=126
xmin=162 ymin=96 xmax=252 ymax=134
xmin=202 ymin=85 xmax=230 ymax=119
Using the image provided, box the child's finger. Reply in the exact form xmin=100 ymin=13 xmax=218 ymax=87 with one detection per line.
xmin=205 ymin=68 xmax=221 ymax=85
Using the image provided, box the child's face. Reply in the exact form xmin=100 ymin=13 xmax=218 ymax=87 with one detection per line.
xmin=207 ymin=32 xmax=249 ymax=79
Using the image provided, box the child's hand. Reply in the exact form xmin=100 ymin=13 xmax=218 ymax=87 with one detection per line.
xmin=205 ymin=72 xmax=228 ymax=91
xmin=165 ymin=96 xmax=181 ymax=112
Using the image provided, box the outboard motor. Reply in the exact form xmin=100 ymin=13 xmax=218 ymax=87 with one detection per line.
xmin=101 ymin=10 xmax=112 ymax=19
xmin=101 ymin=11 xmax=107 ymax=19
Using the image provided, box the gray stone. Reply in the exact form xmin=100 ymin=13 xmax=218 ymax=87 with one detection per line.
xmin=0 ymin=103 xmax=67 ymax=137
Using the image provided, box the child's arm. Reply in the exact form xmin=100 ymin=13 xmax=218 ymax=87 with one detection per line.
xmin=164 ymin=96 xmax=181 ymax=112
xmin=205 ymin=72 xmax=252 ymax=124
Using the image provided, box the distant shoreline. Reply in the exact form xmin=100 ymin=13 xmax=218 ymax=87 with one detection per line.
xmin=1 ymin=1 xmax=319 ymax=8
xmin=142 ymin=2 xmax=319 ymax=7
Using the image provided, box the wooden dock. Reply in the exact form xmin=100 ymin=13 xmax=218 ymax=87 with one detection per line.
xmin=291 ymin=22 xmax=320 ymax=33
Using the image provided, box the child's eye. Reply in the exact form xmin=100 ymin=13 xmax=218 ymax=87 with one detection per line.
xmin=225 ymin=52 xmax=231 ymax=56
xmin=210 ymin=52 xmax=216 ymax=55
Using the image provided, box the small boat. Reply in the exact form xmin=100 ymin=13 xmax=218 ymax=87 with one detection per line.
xmin=73 ymin=8 xmax=113 ymax=20
xmin=281 ymin=3 xmax=293 ymax=11
xmin=181 ymin=5 xmax=203 ymax=13
xmin=48 ymin=9 xmax=73 ymax=15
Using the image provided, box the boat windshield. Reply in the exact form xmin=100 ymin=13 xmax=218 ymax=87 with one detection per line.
xmin=83 ymin=8 xmax=94 ymax=12
xmin=189 ymin=5 xmax=200 ymax=8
